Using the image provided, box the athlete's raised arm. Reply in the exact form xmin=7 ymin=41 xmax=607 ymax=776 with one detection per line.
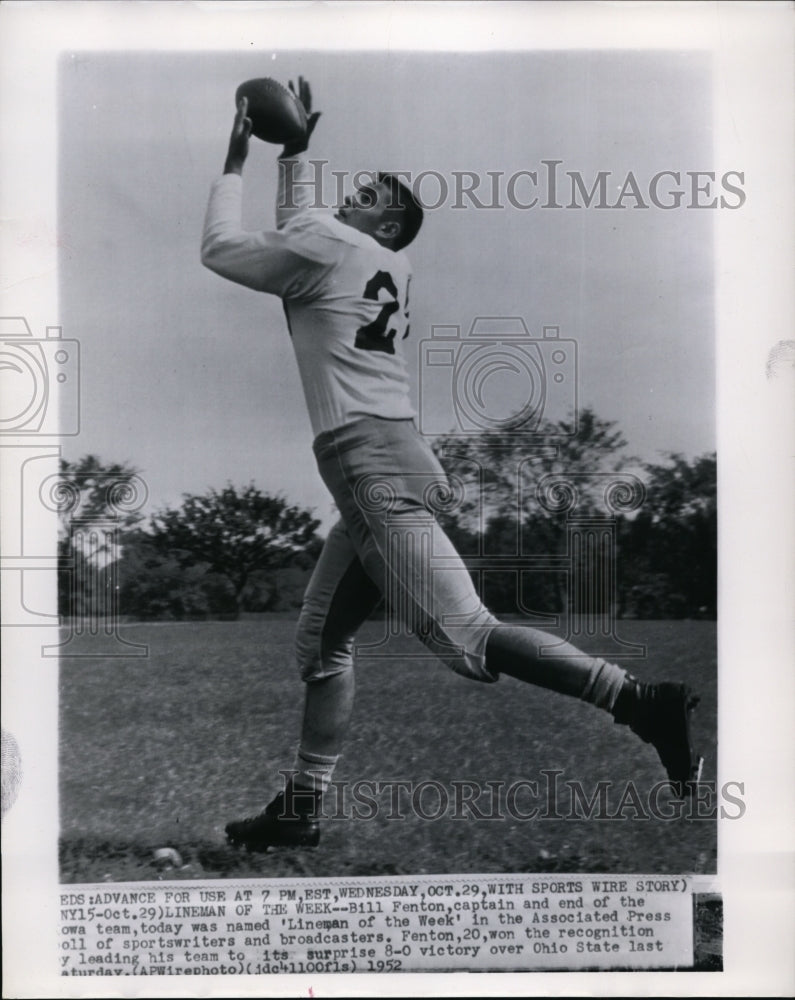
xmin=221 ymin=94 xmax=253 ymax=178
xmin=276 ymin=77 xmax=323 ymax=229
xmin=200 ymin=90 xmax=332 ymax=296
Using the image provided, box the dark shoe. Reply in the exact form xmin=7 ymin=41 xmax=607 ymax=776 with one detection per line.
xmin=226 ymin=786 xmax=321 ymax=851
xmin=613 ymin=679 xmax=704 ymax=797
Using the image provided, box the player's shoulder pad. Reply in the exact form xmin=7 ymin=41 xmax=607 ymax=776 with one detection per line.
xmin=281 ymin=211 xmax=372 ymax=265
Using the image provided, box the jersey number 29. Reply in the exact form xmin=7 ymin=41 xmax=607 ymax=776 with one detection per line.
xmin=355 ymin=271 xmax=410 ymax=355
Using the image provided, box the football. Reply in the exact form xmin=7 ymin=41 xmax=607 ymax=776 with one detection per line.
xmin=235 ymin=78 xmax=308 ymax=144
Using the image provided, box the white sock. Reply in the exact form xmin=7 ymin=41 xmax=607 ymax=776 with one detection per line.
xmin=294 ymin=748 xmax=339 ymax=792
xmin=580 ymin=658 xmax=627 ymax=712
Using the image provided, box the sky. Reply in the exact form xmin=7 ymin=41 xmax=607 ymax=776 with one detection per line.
xmin=57 ymin=49 xmax=714 ymax=530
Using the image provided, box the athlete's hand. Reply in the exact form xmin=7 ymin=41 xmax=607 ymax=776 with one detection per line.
xmin=280 ymin=76 xmax=322 ymax=158
xmin=224 ymin=97 xmax=252 ymax=175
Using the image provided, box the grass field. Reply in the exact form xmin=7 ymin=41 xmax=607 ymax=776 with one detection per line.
xmin=59 ymin=617 xmax=717 ymax=883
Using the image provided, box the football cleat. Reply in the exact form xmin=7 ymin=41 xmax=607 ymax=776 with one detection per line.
xmin=613 ymin=680 xmax=704 ymax=797
xmin=225 ymin=786 xmax=321 ymax=852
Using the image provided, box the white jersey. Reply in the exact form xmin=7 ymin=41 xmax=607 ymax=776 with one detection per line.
xmin=201 ymin=156 xmax=415 ymax=437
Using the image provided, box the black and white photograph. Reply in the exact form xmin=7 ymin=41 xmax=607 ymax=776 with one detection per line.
xmin=1 ymin=2 xmax=793 ymax=995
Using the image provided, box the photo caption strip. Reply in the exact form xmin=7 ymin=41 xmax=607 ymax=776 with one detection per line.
xmin=59 ymin=874 xmax=721 ymax=975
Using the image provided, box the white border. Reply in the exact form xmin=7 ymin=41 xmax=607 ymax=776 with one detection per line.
xmin=1 ymin=2 xmax=793 ymax=996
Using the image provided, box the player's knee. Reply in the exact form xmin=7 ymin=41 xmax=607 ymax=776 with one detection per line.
xmin=295 ymin=602 xmax=354 ymax=683
xmin=442 ymin=650 xmax=499 ymax=684
xmin=431 ymin=620 xmax=500 ymax=684
xmin=295 ymin=604 xmax=322 ymax=681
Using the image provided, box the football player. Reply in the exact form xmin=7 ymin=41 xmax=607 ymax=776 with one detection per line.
xmin=201 ymin=79 xmax=702 ymax=851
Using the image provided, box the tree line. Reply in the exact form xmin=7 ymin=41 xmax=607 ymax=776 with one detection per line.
xmin=57 ymin=409 xmax=716 ymax=622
